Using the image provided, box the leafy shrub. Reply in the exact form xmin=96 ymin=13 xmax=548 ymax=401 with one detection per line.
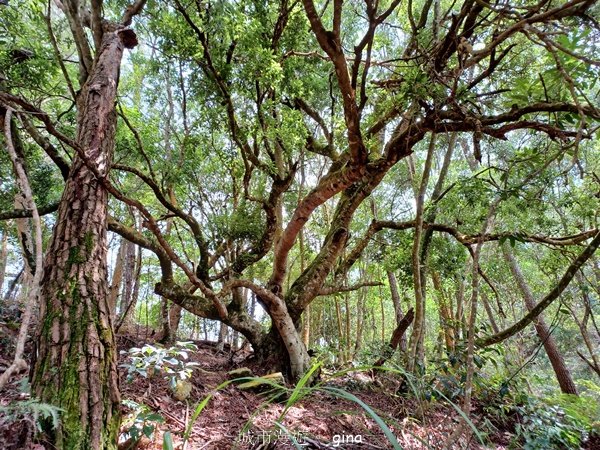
xmin=120 ymin=399 xmax=164 ymax=443
xmin=482 ymin=383 xmax=597 ymax=450
xmin=120 ymin=341 xmax=199 ymax=389
xmin=513 ymin=396 xmax=590 ymax=449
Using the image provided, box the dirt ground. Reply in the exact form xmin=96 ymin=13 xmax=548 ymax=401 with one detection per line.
xmin=115 ymin=336 xmax=487 ymax=450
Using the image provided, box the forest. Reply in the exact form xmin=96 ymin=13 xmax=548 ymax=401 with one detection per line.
xmin=0 ymin=0 xmax=600 ymax=448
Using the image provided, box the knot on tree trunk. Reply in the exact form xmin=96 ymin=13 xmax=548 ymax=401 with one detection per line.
xmin=118 ymin=29 xmax=138 ymax=49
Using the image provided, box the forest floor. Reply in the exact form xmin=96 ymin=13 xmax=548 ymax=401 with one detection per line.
xmin=113 ymin=334 xmax=506 ymax=450
xmin=0 ymin=331 xmax=595 ymax=449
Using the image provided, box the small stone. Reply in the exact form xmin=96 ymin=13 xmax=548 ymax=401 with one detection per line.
xmin=172 ymin=379 xmax=192 ymax=401
xmin=227 ymin=367 xmax=254 ymax=381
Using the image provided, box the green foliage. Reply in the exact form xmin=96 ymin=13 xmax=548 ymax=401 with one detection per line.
xmin=0 ymin=398 xmax=62 ymax=433
xmin=223 ymin=200 xmax=265 ymax=243
xmin=513 ymin=396 xmax=591 ymax=449
xmin=120 ymin=341 xmax=199 ymax=389
xmin=120 ymin=399 xmax=164 ymax=443
xmin=479 ymin=376 xmax=598 ymax=449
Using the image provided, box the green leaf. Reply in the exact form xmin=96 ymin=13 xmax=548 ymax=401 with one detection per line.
xmin=142 ymin=423 xmax=155 ymax=438
xmin=163 ymin=431 xmax=174 ymax=450
xmin=145 ymin=413 xmax=165 ymax=423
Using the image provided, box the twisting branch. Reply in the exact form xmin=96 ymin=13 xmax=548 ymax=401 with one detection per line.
xmin=269 ymin=161 xmax=364 ymax=291
xmin=336 ymin=220 xmax=599 ymax=276
xmin=173 ymin=0 xmax=270 ymax=175
xmin=112 ymin=163 xmax=209 ymax=274
xmin=0 ymin=92 xmax=79 ymax=150
xmin=477 ymin=230 xmax=600 ymax=347
xmin=14 ymin=94 xmax=228 ymax=318
xmin=317 ymin=281 xmax=382 ymax=297
xmin=302 ymin=0 xmax=367 ymax=164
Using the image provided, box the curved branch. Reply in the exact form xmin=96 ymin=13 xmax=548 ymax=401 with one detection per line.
xmin=476 ymin=230 xmax=600 ymax=347
xmin=112 ymin=163 xmax=209 ymax=276
xmin=269 ymin=161 xmax=365 ymax=290
xmin=317 ymin=281 xmax=382 ymax=297
xmin=337 ymin=219 xmax=599 ymax=276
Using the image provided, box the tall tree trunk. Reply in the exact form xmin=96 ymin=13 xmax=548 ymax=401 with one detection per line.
xmin=168 ymin=304 xmax=183 ymax=340
xmin=14 ymin=193 xmax=34 ymax=294
xmin=455 ymin=267 xmax=468 ymax=341
xmin=502 ymin=245 xmax=578 ymax=395
xmin=344 ymin=292 xmax=351 ymax=362
xmin=387 ymin=270 xmax=407 ymax=352
xmin=216 ymin=322 xmax=228 ymax=352
xmin=108 ymin=240 xmax=126 ymax=318
xmin=160 ymin=300 xmax=172 ymax=343
xmin=119 ymin=240 xmax=134 ymax=314
xmin=117 ymin=240 xmax=141 ymax=332
xmin=431 ymin=271 xmax=456 ymax=354
xmin=335 ymin=295 xmax=344 ymax=364
xmin=481 ymin=292 xmax=500 ymax=334
xmin=354 ymin=287 xmax=365 ymax=357
xmin=408 ymin=134 xmax=436 ymax=371
xmin=31 ymin=29 xmax=133 ymax=449
xmin=0 ymin=226 xmax=8 ymax=296
xmin=116 ymin=238 xmax=136 ymax=331
xmin=373 ymin=308 xmax=415 ymax=368
xmin=446 ymin=204 xmax=497 ymax=447
xmin=301 ymin=304 xmax=311 ymax=346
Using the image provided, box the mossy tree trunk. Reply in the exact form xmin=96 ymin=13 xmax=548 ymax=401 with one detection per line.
xmin=31 ymin=29 xmax=133 ymax=450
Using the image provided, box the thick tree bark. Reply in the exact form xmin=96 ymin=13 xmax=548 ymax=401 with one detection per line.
xmin=502 ymin=246 xmax=578 ymax=395
xmin=31 ymin=29 xmax=134 ymax=450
